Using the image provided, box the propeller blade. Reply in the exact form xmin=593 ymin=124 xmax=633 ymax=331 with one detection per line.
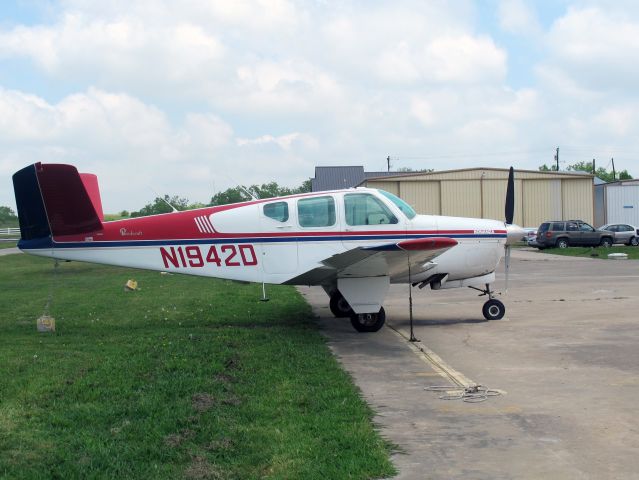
xmin=504 ymin=245 xmax=511 ymax=292
xmin=505 ymin=166 xmax=514 ymax=225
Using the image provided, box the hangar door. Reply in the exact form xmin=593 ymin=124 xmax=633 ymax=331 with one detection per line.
xmin=522 ymin=180 xmax=562 ymax=227
xmin=607 ymin=186 xmax=639 ymax=225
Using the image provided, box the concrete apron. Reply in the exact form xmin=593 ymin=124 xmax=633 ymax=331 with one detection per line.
xmin=298 ymin=248 xmax=639 ymax=479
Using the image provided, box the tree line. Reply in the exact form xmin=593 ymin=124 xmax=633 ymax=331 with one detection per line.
xmin=125 ymin=179 xmax=312 ymax=217
xmin=538 ymin=161 xmax=631 ymax=182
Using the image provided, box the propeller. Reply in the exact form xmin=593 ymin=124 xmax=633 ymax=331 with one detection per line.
xmin=505 ymin=166 xmax=514 ymax=225
xmin=504 ymin=167 xmax=515 ymax=291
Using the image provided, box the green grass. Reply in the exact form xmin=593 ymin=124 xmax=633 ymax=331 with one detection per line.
xmin=0 ymin=242 xmax=17 ymax=250
xmin=537 ymin=245 xmax=639 ymax=259
xmin=0 ymin=255 xmax=395 ymax=479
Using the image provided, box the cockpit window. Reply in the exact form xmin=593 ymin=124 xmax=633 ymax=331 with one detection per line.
xmin=344 ymin=193 xmax=398 ymax=226
xmin=378 ymin=190 xmax=417 ymax=219
xmin=298 ymin=196 xmax=336 ymax=227
xmin=263 ymin=201 xmax=289 ymax=222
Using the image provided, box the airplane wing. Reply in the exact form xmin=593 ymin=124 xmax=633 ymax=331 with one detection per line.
xmin=285 ymin=237 xmax=457 ymax=285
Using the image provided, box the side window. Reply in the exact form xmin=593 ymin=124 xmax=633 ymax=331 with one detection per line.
xmin=566 ymin=222 xmax=578 ymax=231
xmin=623 ymin=225 xmax=633 ymax=232
xmin=580 ymin=223 xmax=594 ymax=232
xmin=298 ymin=196 xmax=336 ymax=228
xmin=344 ymin=194 xmax=398 ymax=226
xmin=263 ymin=201 xmax=289 ymax=222
xmin=551 ymin=222 xmax=565 ymax=231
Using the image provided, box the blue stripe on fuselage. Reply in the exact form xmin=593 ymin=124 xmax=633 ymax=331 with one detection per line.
xmin=18 ymin=233 xmax=506 ymax=250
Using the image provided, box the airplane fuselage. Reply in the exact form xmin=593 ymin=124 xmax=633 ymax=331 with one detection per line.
xmin=19 ymin=188 xmax=509 ymax=289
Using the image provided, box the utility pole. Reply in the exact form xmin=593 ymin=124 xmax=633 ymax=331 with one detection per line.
xmin=555 ymin=147 xmax=559 ymax=171
xmin=387 ymin=155 xmax=391 ymax=172
xmin=611 ymin=157 xmax=616 ymax=181
xmin=592 ymin=158 xmax=596 ymax=175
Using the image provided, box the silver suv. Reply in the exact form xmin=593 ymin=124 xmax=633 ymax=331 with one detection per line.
xmin=599 ymin=224 xmax=639 ymax=246
xmin=536 ymin=220 xmax=613 ymax=249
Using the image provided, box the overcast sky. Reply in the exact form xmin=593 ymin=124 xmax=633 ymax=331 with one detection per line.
xmin=1 ymin=0 xmax=638 ymax=212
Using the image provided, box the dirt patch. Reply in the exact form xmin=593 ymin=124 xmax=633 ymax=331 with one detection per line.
xmin=109 ymin=419 xmax=131 ymax=435
xmin=206 ymin=438 xmax=235 ymax=452
xmin=191 ymin=393 xmax=216 ymax=413
xmin=222 ymin=395 xmax=242 ymax=407
xmin=214 ymin=373 xmax=235 ymax=384
xmin=224 ymin=356 xmax=240 ymax=371
xmin=184 ymin=455 xmax=225 ymax=480
xmin=164 ymin=428 xmax=195 ymax=447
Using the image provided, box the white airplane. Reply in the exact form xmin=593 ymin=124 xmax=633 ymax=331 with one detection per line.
xmin=12 ymin=163 xmax=524 ymax=332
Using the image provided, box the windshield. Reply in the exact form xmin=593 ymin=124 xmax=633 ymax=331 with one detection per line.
xmin=377 ymin=190 xmax=416 ymax=219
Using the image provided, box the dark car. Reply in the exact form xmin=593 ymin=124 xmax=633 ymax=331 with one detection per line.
xmin=536 ymin=220 xmax=614 ymax=249
xmin=599 ymin=224 xmax=639 ymax=246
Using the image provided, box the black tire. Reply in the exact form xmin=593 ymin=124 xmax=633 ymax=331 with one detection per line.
xmin=630 ymin=237 xmax=638 ymax=247
xmin=350 ymin=307 xmax=386 ymax=332
xmin=329 ymin=293 xmax=353 ymax=318
xmin=556 ymin=238 xmax=569 ymax=249
xmin=600 ymin=237 xmax=613 ymax=248
xmin=482 ymin=299 xmax=505 ymax=320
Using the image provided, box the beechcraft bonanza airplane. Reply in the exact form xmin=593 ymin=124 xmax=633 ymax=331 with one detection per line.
xmin=13 ymin=163 xmax=524 ymax=332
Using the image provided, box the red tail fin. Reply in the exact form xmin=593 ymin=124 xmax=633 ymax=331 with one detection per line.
xmin=79 ymin=173 xmax=104 ymax=222
xmin=14 ymin=163 xmax=103 ymax=240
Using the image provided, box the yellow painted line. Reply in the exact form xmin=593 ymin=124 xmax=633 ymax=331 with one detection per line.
xmin=387 ymin=324 xmax=473 ymax=388
xmin=387 ymin=323 xmax=507 ymax=396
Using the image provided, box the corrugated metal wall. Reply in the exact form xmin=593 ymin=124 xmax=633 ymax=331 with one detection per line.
xmin=441 ymin=180 xmax=481 ymax=217
xmin=365 ymin=168 xmax=594 ymax=226
xmin=400 ymin=181 xmax=440 ymax=214
xmin=606 ymin=185 xmax=639 ymax=225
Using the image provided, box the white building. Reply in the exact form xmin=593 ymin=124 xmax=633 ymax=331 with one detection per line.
xmin=595 ymin=179 xmax=639 ymax=227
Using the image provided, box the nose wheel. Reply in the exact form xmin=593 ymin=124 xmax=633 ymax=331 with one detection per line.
xmin=470 ymin=283 xmax=506 ymax=320
xmin=482 ymin=299 xmax=505 ymax=320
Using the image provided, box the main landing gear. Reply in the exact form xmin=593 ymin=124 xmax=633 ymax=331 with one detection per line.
xmin=329 ymin=291 xmax=386 ymax=332
xmin=329 ymin=292 xmax=353 ymax=318
xmin=350 ymin=307 xmax=386 ymax=333
xmin=470 ymin=283 xmax=505 ymax=320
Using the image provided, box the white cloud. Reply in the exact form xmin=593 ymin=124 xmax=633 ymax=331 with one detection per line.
xmin=236 ymin=132 xmax=319 ymax=150
xmin=545 ymin=7 xmax=639 ymax=91
xmin=497 ymin=0 xmax=542 ymax=36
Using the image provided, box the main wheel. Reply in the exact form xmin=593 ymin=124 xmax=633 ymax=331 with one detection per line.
xmin=556 ymin=238 xmax=569 ymax=249
xmin=329 ymin=293 xmax=353 ymax=318
xmin=629 ymin=236 xmax=638 ymax=246
xmin=350 ymin=307 xmax=386 ymax=332
xmin=482 ymin=299 xmax=505 ymax=320
xmin=600 ymin=237 xmax=613 ymax=248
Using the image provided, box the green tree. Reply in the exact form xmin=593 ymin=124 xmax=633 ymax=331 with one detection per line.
xmin=539 ymin=162 xmax=633 ymax=182
xmin=130 ymin=195 xmax=190 ymax=217
xmin=209 ymin=179 xmax=312 ymax=206
xmin=565 ymin=161 xmax=632 ymax=182
xmin=0 ymin=206 xmax=18 ymax=227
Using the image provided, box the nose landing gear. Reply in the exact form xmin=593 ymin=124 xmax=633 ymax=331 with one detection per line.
xmin=470 ymin=283 xmax=506 ymax=320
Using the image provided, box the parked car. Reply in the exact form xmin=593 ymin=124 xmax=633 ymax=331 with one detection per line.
xmin=535 ymin=220 xmax=614 ymax=249
xmin=599 ymin=224 xmax=639 ymax=246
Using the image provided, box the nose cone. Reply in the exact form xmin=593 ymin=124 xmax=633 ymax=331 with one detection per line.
xmin=506 ymin=224 xmax=526 ymax=245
